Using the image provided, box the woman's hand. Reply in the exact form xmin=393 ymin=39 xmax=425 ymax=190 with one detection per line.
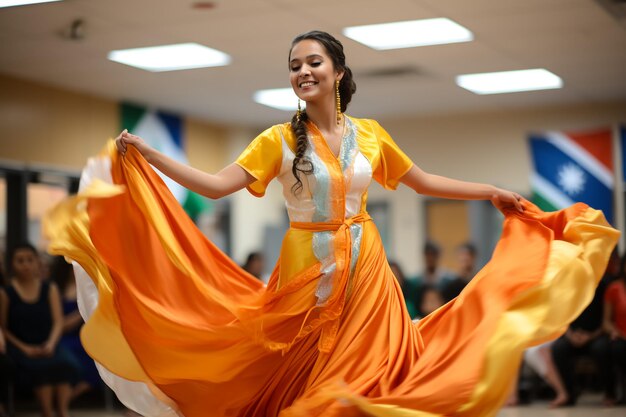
xmin=490 ymin=188 xmax=524 ymax=214
xmin=115 ymin=129 xmax=153 ymax=158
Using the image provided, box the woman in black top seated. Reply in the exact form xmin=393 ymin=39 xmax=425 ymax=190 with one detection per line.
xmin=0 ymin=243 xmax=80 ymax=417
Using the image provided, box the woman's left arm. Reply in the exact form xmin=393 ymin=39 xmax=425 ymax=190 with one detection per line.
xmin=42 ymin=284 xmax=64 ymax=356
xmin=400 ymin=165 xmax=524 ymax=213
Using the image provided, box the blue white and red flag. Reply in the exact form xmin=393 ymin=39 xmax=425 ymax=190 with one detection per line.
xmin=529 ymin=128 xmax=614 ymax=224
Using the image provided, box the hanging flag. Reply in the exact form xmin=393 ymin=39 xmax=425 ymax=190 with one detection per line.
xmin=528 ymin=128 xmax=614 ymax=224
xmin=120 ymin=103 xmax=211 ymax=222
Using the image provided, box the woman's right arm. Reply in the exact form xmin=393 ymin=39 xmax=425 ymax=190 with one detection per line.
xmin=116 ymin=131 xmax=255 ymax=199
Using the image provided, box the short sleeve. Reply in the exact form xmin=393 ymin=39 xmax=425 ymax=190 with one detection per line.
xmin=370 ymin=120 xmax=414 ymax=190
xmin=235 ymin=125 xmax=283 ymax=197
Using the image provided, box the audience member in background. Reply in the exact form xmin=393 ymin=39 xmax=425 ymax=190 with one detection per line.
xmin=0 ymin=243 xmax=81 ymax=417
xmin=242 ymin=251 xmax=266 ymax=281
xmin=441 ymin=242 xmax=478 ymax=302
xmin=413 ymin=242 xmax=455 ymax=289
xmin=411 ymin=241 xmax=454 ymax=315
xmin=51 ymin=256 xmax=101 ymax=400
xmin=603 ymin=252 xmax=626 ymax=403
xmin=389 ymin=261 xmax=418 ymax=318
xmin=0 ymin=327 xmax=15 ymax=417
xmin=416 ymin=284 xmax=445 ymax=319
xmin=551 ymin=263 xmax=613 ymax=407
xmin=454 ymin=242 xmax=478 ymax=281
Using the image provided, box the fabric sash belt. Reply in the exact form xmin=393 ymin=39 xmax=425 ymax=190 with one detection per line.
xmin=289 ymin=212 xmax=372 ymax=352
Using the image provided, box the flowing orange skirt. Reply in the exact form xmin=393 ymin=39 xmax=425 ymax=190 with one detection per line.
xmin=44 ymin=142 xmax=619 ymax=417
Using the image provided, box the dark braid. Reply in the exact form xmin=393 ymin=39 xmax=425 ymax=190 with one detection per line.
xmin=288 ymin=31 xmax=357 ymax=195
xmin=290 ymin=110 xmax=313 ymax=195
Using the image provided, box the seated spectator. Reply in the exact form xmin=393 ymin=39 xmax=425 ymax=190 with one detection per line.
xmin=389 ymin=261 xmax=419 ymax=318
xmin=454 ymin=242 xmax=478 ymax=282
xmin=242 ymin=251 xmax=265 ymax=281
xmin=50 ymin=256 xmax=101 ymax=400
xmin=441 ymin=242 xmax=478 ymax=302
xmin=416 ymin=284 xmax=444 ymax=319
xmin=551 ymin=268 xmax=613 ymax=406
xmin=603 ymin=253 xmax=626 ymax=402
xmin=0 ymin=327 xmax=15 ymax=417
xmin=413 ymin=241 xmax=455 ymax=290
xmin=0 ymin=243 xmax=81 ymax=417
xmin=410 ymin=242 xmax=453 ymax=308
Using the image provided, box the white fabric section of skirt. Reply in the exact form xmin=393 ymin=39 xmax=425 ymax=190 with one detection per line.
xmin=73 ymin=154 xmax=177 ymax=417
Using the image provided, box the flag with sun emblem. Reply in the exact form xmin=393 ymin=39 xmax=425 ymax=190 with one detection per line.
xmin=121 ymin=102 xmax=209 ymax=222
xmin=528 ymin=128 xmax=614 ymax=224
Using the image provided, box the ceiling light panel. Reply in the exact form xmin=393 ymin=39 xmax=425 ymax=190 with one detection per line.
xmin=0 ymin=0 xmax=61 ymax=7
xmin=108 ymin=43 xmax=231 ymax=72
xmin=253 ymin=88 xmax=301 ymax=111
xmin=343 ymin=18 xmax=474 ymax=50
xmin=456 ymin=69 xmax=563 ymax=94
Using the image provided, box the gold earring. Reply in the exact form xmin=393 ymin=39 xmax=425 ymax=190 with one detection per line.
xmin=296 ymin=99 xmax=301 ymax=123
xmin=336 ymin=80 xmax=341 ymax=125
xmin=335 ymin=80 xmax=341 ymax=124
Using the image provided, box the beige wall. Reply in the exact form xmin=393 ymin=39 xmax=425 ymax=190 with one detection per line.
xmin=0 ymin=74 xmax=229 ymax=174
xmin=381 ymin=102 xmax=626 ymax=194
xmin=185 ymin=117 xmax=229 ymax=174
xmin=0 ymin=75 xmax=117 ymax=170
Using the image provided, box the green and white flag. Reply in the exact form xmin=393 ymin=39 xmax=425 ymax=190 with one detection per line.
xmin=121 ymin=103 xmax=209 ymax=221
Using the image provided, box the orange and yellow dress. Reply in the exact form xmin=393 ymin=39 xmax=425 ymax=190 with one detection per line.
xmin=45 ymin=116 xmax=619 ymax=417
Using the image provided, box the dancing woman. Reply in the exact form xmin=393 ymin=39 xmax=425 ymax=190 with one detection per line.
xmin=45 ymin=31 xmax=618 ymax=417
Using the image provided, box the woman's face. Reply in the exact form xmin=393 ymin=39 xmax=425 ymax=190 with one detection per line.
xmin=289 ymin=39 xmax=342 ymax=105
xmin=12 ymin=248 xmax=39 ymax=280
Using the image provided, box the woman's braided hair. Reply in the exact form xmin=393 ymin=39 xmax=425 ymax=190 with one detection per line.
xmin=288 ymin=31 xmax=357 ymax=195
